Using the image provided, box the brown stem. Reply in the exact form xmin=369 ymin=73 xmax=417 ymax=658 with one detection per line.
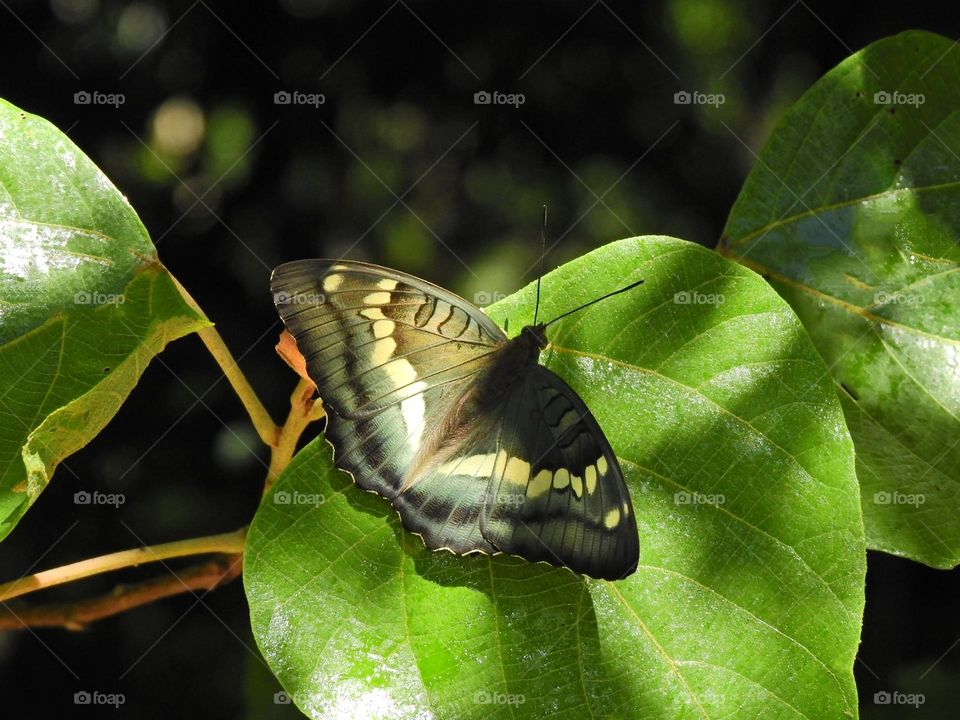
xmin=170 ymin=273 xmax=281 ymax=447
xmin=264 ymin=376 xmax=325 ymax=492
xmin=0 ymin=553 xmax=243 ymax=631
xmin=0 ymin=528 xmax=247 ymax=602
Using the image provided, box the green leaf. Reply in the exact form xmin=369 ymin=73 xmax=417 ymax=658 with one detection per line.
xmin=0 ymin=98 xmax=208 ymax=540
xmin=245 ymin=237 xmax=865 ymax=720
xmin=720 ymin=30 xmax=960 ymax=568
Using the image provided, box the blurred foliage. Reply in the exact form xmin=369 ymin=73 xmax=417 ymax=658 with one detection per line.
xmin=0 ymin=0 xmax=958 ymax=718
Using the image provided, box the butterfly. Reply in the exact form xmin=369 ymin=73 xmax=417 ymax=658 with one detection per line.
xmin=271 ymin=259 xmax=640 ymax=580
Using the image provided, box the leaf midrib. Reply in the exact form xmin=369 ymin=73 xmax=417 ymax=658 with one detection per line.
xmin=731 ymin=260 xmax=960 ymax=347
xmin=727 ymin=163 xmax=960 ymax=249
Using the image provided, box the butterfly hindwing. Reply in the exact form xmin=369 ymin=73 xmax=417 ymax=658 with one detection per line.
xmin=480 ymin=366 xmax=639 ymax=579
xmin=272 ymin=260 xmax=506 ymax=499
xmin=392 ymin=364 xmax=638 ymax=579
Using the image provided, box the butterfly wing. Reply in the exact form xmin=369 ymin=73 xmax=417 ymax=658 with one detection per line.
xmin=483 ymin=366 xmax=639 ymax=579
xmin=394 ymin=364 xmax=639 ymax=580
xmin=271 ymin=260 xmax=507 ymax=501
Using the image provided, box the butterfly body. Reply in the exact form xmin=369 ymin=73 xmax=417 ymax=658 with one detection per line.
xmin=400 ymin=326 xmax=541 ymax=488
xmin=272 ymin=260 xmax=639 ymax=580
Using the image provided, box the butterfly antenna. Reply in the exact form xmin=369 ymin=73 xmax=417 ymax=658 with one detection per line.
xmin=544 ymin=278 xmax=645 ymax=328
xmin=533 ymin=205 xmax=547 ymax=325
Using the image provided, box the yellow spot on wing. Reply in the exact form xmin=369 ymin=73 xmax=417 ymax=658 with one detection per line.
xmin=529 ymin=469 xmax=552 ymax=498
xmin=493 ymin=450 xmax=508 ymax=480
xmin=323 ymin=274 xmax=343 ymax=292
xmin=571 ymin=473 xmax=583 ymax=498
xmin=502 ymin=454 xmax=527 ymax=485
xmin=603 ymin=507 xmax=621 ymax=528
xmin=384 ymin=357 xmax=417 ymax=386
xmin=371 ymin=337 xmax=397 ymax=365
xmin=585 ymin=465 xmax=597 ymax=494
xmin=373 ymin=319 xmax=395 ymax=338
xmin=364 ymin=291 xmax=391 ymax=305
xmin=552 ymin=468 xmax=570 ymax=489
xmin=400 ymin=381 xmax=427 ymax=450
xmin=360 ymin=307 xmax=386 ymax=320
xmin=377 ymin=278 xmax=399 ymax=290
xmin=597 ymin=456 xmax=609 ymax=475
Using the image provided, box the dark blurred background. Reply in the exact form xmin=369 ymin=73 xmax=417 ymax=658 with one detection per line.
xmin=0 ymin=1 xmax=957 ymax=718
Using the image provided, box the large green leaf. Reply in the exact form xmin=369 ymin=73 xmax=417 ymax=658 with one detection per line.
xmin=720 ymin=30 xmax=960 ymax=568
xmin=0 ymin=98 xmax=208 ymax=540
xmin=245 ymin=237 xmax=865 ymax=720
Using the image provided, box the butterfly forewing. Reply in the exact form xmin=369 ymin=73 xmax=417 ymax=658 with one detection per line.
xmin=271 ymin=259 xmax=640 ymax=580
xmin=272 ymin=260 xmax=505 ymax=499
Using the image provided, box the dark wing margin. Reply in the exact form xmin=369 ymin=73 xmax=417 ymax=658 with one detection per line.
xmin=271 ymin=259 xmax=506 ymax=500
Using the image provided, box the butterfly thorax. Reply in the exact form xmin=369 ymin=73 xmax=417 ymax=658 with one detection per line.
xmin=477 ymin=323 xmax=548 ymax=402
xmin=518 ymin=323 xmax=549 ymax=351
